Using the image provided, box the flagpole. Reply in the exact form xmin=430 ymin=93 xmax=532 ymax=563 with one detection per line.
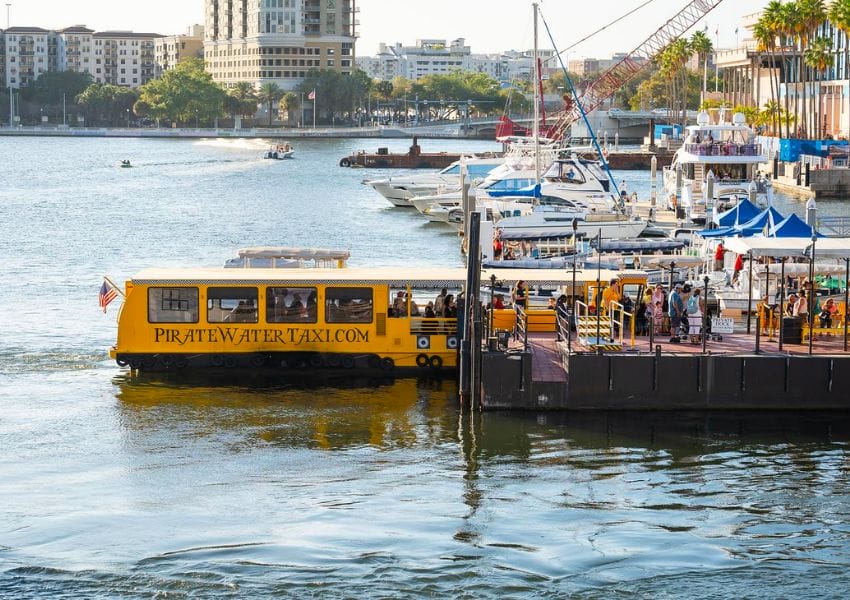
xmin=313 ymin=95 xmax=316 ymax=129
xmin=103 ymin=275 xmax=125 ymax=297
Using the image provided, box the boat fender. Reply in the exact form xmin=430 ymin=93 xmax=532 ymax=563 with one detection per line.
xmin=367 ymin=354 xmax=381 ymax=369
xmin=340 ymin=157 xmax=351 ymax=167
xmin=341 ymin=356 xmax=355 ymax=369
xmin=327 ymin=354 xmax=341 ymax=368
xmin=224 ymin=355 xmax=238 ymax=368
xmin=174 ymin=356 xmax=188 ymax=369
xmin=160 ymin=355 xmax=174 ymax=368
xmin=273 ymin=152 xmax=279 ymax=159
xmin=428 ymin=355 xmax=443 ymax=370
xmin=141 ymin=355 xmax=157 ymax=369
xmin=380 ymin=357 xmax=395 ymax=371
xmin=210 ymin=354 xmax=224 ymax=367
xmin=250 ymin=353 xmax=267 ymax=367
xmin=116 ymin=356 xmax=129 ymax=368
xmin=309 ymin=353 xmax=324 ymax=368
xmin=416 ymin=353 xmax=430 ymax=368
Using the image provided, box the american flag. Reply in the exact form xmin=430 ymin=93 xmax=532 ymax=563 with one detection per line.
xmin=99 ymin=280 xmax=117 ymax=313
xmin=307 ymin=89 xmax=316 ymax=101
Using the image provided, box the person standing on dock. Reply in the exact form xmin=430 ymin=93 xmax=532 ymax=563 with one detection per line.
xmin=668 ymin=284 xmax=685 ymax=342
xmin=732 ymin=253 xmax=744 ymax=284
xmin=714 ymin=241 xmax=725 ymax=271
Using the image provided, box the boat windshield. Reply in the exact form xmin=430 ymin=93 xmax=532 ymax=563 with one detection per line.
xmin=543 ymin=161 xmax=585 ymax=183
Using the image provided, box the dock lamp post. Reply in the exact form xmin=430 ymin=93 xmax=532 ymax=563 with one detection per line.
xmin=779 ymin=258 xmax=786 ymax=351
xmin=569 ymin=218 xmax=578 ymax=354
xmin=702 ymin=275 xmax=710 ymax=354
xmin=596 ymin=229 xmax=602 ymax=354
xmin=808 ymin=233 xmax=817 ymax=356
xmin=746 ymin=251 xmax=754 ymax=334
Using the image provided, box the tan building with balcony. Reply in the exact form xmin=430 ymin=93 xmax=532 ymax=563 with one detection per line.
xmin=2 ymin=26 xmax=53 ymax=88
xmin=204 ymin=0 xmax=358 ymax=90
xmin=155 ymin=25 xmax=204 ymax=77
xmin=57 ymin=26 xmax=95 ymax=79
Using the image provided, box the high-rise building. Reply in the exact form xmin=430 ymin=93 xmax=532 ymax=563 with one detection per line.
xmin=203 ymin=0 xmax=358 ymax=90
xmin=57 ymin=26 xmax=95 ymax=79
xmin=155 ymin=25 xmax=205 ymax=77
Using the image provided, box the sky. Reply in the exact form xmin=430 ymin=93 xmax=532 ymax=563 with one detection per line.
xmin=8 ymin=0 xmax=770 ymax=57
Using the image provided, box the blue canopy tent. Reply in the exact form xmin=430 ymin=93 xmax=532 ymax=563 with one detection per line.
xmin=698 ymin=206 xmax=785 ymax=238
xmin=771 ymin=212 xmax=822 ymax=238
xmin=715 ymin=198 xmax=761 ymax=227
xmin=736 ymin=206 xmax=786 ymax=236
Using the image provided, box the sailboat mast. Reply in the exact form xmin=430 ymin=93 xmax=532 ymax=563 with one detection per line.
xmin=532 ymin=2 xmax=540 ymax=183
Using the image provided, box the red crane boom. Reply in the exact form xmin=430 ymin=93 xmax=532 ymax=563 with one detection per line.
xmin=545 ymin=0 xmax=726 ymax=141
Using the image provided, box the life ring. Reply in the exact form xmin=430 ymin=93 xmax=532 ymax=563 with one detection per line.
xmin=416 ymin=353 xmax=430 ymax=368
xmin=380 ymin=357 xmax=395 ymax=371
xmin=340 ymin=157 xmax=351 ymax=167
xmin=428 ymin=355 xmax=443 ymax=370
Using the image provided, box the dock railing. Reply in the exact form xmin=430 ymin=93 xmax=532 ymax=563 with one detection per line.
xmin=514 ymin=306 xmax=529 ymax=352
xmin=609 ymin=301 xmax=636 ymax=348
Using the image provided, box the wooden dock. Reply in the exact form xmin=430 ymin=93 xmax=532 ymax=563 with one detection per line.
xmin=482 ymin=328 xmax=850 ymax=411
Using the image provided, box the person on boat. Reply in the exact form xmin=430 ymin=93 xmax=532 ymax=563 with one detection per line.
xmin=407 ymin=292 xmax=420 ymax=316
xmin=714 ymin=241 xmax=725 ymax=271
xmin=601 ymin=278 xmax=620 ymax=316
xmin=443 ymin=294 xmax=457 ymax=318
xmin=785 ymin=294 xmax=798 ymax=317
xmin=393 ymin=291 xmax=407 ymax=317
xmin=434 ymin=288 xmax=448 ymax=315
xmin=511 ymin=281 xmax=527 ymax=312
xmin=288 ymin=293 xmax=306 ymax=318
xmin=732 ymin=253 xmax=744 ymax=284
xmin=493 ymin=294 xmax=505 ymax=310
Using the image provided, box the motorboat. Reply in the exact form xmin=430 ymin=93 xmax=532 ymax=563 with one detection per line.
xmin=663 ymin=110 xmax=771 ymax=224
xmin=263 ymin=143 xmax=295 ymax=160
xmin=224 ymin=246 xmax=349 ymax=268
xmin=495 ymin=205 xmax=647 ymax=241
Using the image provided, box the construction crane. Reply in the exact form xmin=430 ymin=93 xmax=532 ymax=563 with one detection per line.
xmin=543 ymin=0 xmax=726 ymax=141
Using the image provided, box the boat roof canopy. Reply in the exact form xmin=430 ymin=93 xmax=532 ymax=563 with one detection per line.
xmin=724 ymin=237 xmax=850 ymax=259
xmin=237 ymin=247 xmax=351 ymax=260
xmin=130 ymin=266 xmax=647 ymax=288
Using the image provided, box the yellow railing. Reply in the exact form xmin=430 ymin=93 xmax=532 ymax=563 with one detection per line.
xmin=609 ymin=301 xmax=635 ymax=348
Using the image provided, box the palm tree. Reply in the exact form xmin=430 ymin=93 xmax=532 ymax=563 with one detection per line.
xmin=690 ymin=30 xmax=713 ymax=105
xmin=762 ymin=1 xmax=788 ymax=137
xmin=776 ymin=1 xmax=801 ymax=137
xmin=796 ymin=0 xmax=827 ymax=138
xmin=279 ymin=92 xmax=301 ymax=126
xmin=829 ymin=0 xmax=850 ymax=138
xmin=753 ymin=18 xmax=779 ymax=135
xmin=257 ymin=82 xmax=283 ymax=126
xmin=804 ymin=36 xmax=832 ymax=136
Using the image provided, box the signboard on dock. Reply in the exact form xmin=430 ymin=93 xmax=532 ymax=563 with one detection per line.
xmin=711 ymin=317 xmax=735 ymax=334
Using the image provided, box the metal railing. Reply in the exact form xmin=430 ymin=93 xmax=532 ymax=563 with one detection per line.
xmin=683 ymin=142 xmax=762 ymax=156
xmin=818 ymin=216 xmax=850 ymax=237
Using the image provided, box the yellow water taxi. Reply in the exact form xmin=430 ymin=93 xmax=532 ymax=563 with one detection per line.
xmin=108 ymin=262 xmax=647 ymax=373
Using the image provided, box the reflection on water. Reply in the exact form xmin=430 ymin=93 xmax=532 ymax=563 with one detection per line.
xmin=3 ymin=370 xmax=850 ymax=596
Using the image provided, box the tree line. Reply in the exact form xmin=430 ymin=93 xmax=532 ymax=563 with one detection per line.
xmin=7 ymin=58 xmax=530 ymax=127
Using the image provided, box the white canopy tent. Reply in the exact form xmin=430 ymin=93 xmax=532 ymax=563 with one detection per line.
xmin=723 ymin=237 xmax=850 ymax=259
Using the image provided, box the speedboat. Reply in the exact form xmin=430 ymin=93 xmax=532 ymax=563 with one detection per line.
xmin=495 ymin=205 xmax=647 ymax=241
xmin=264 ymin=143 xmax=295 ymax=160
xmin=663 ymin=109 xmax=770 ymax=224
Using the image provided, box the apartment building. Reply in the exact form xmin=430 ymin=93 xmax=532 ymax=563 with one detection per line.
xmin=2 ymin=26 xmax=53 ymax=89
xmin=57 ymin=26 xmax=95 ymax=79
xmin=204 ymin=0 xmax=358 ymax=90
xmin=155 ymin=25 xmax=204 ymax=77
xmin=93 ymin=31 xmax=162 ymax=88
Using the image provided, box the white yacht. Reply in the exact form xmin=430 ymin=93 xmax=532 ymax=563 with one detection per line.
xmin=494 ymin=205 xmax=647 ymax=240
xmin=365 ymin=157 xmax=504 ymax=207
xmin=663 ymin=110 xmax=771 ymax=224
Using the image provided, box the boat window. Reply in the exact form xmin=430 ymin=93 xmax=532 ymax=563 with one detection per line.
xmin=468 ymin=164 xmax=498 ymax=176
xmin=440 ymin=165 xmax=460 ymax=175
xmin=207 ymin=287 xmax=258 ymax=323
xmin=148 ymin=287 xmax=199 ymax=323
xmin=325 ymin=287 xmax=373 ymax=323
xmin=266 ymin=286 xmax=317 ymax=323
